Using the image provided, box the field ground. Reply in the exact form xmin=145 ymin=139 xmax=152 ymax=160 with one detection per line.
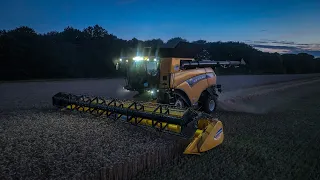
xmin=0 ymin=77 xmax=320 ymax=179
xmin=135 ymin=80 xmax=320 ymax=180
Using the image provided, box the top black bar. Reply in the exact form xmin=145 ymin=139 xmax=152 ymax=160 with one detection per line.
xmin=180 ymin=59 xmax=245 ymax=69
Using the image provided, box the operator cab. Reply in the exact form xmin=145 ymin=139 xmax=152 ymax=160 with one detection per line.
xmin=114 ymin=44 xmax=218 ymax=96
xmin=115 ymin=55 xmax=160 ymax=94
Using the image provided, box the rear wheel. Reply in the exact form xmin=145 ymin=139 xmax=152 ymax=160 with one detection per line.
xmin=202 ymin=94 xmax=218 ymax=114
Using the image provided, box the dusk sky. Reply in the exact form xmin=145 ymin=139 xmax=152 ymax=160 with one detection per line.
xmin=1 ymin=0 xmax=320 ymax=56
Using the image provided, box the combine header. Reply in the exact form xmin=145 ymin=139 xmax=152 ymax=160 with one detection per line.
xmin=52 ymin=92 xmax=224 ymax=155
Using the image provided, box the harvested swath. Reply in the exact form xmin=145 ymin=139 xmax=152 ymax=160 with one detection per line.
xmin=217 ymin=78 xmax=320 ymax=114
xmin=0 ymin=109 xmax=186 ymax=180
xmin=134 ymin=81 xmax=320 ymax=180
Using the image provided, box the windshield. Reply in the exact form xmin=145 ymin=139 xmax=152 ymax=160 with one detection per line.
xmin=146 ymin=61 xmax=158 ymax=76
xmin=128 ymin=61 xmax=158 ymax=75
xmin=129 ymin=61 xmax=145 ymax=72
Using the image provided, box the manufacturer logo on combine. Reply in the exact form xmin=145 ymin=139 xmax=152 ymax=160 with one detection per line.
xmin=186 ymin=73 xmax=215 ymax=87
xmin=206 ymin=72 xmax=215 ymax=78
xmin=174 ymin=65 xmax=180 ymax=71
xmin=214 ymin=128 xmax=223 ymax=140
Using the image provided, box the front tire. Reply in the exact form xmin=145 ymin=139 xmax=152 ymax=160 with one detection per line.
xmin=174 ymin=97 xmax=185 ymax=108
xmin=203 ymin=94 xmax=218 ymax=114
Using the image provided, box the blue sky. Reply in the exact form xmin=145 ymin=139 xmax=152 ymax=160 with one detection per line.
xmin=1 ymin=0 xmax=319 ymax=56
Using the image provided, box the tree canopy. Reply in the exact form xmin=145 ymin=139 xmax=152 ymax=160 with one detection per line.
xmin=0 ymin=25 xmax=319 ymax=80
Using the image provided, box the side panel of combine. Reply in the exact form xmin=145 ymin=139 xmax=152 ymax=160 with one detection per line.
xmin=204 ymin=68 xmax=217 ymax=87
xmin=159 ymin=58 xmax=174 ymax=89
xmin=171 ymin=68 xmax=216 ymax=105
xmin=159 ymin=58 xmax=195 ymax=90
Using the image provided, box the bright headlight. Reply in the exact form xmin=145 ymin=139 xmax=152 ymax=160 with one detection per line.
xmin=133 ymin=56 xmax=143 ymax=61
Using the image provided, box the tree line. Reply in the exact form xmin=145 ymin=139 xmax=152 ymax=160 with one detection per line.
xmin=0 ymin=25 xmax=319 ymax=81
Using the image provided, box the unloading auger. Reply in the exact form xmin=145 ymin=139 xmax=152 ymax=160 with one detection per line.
xmin=52 ymin=92 xmax=224 ymax=155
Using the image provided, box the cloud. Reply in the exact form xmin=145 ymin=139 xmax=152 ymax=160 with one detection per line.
xmin=272 ymin=41 xmax=295 ymax=45
xmin=252 ymin=44 xmax=297 ymax=50
xmin=253 ymin=47 xmax=291 ymax=54
xmin=297 ymin=44 xmax=320 ymax=51
xmin=248 ymin=39 xmax=320 ymax=57
xmin=248 ymin=39 xmax=296 ymax=45
xmin=253 ymin=44 xmax=320 ymax=57
xmin=253 ymin=40 xmax=269 ymax=44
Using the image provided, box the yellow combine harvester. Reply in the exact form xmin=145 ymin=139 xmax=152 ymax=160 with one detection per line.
xmin=53 ymin=46 xmax=245 ymax=155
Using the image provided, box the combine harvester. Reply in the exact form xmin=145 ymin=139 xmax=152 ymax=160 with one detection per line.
xmin=52 ymin=46 xmax=246 ymax=155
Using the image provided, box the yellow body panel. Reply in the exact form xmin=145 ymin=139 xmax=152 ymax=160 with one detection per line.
xmin=170 ymin=67 xmax=214 ymax=87
xmin=159 ymin=58 xmax=217 ymax=105
xmin=159 ymin=58 xmax=194 ymax=89
xmin=172 ymin=68 xmax=216 ymax=105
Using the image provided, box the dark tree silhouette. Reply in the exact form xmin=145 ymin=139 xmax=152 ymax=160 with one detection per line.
xmin=195 ymin=49 xmax=211 ymax=60
xmin=0 ymin=25 xmax=319 ymax=81
xmin=166 ymin=37 xmax=188 ymax=47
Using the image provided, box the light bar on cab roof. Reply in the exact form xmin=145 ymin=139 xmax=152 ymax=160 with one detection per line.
xmin=133 ymin=56 xmax=143 ymax=61
xmin=119 ymin=56 xmax=158 ymax=62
